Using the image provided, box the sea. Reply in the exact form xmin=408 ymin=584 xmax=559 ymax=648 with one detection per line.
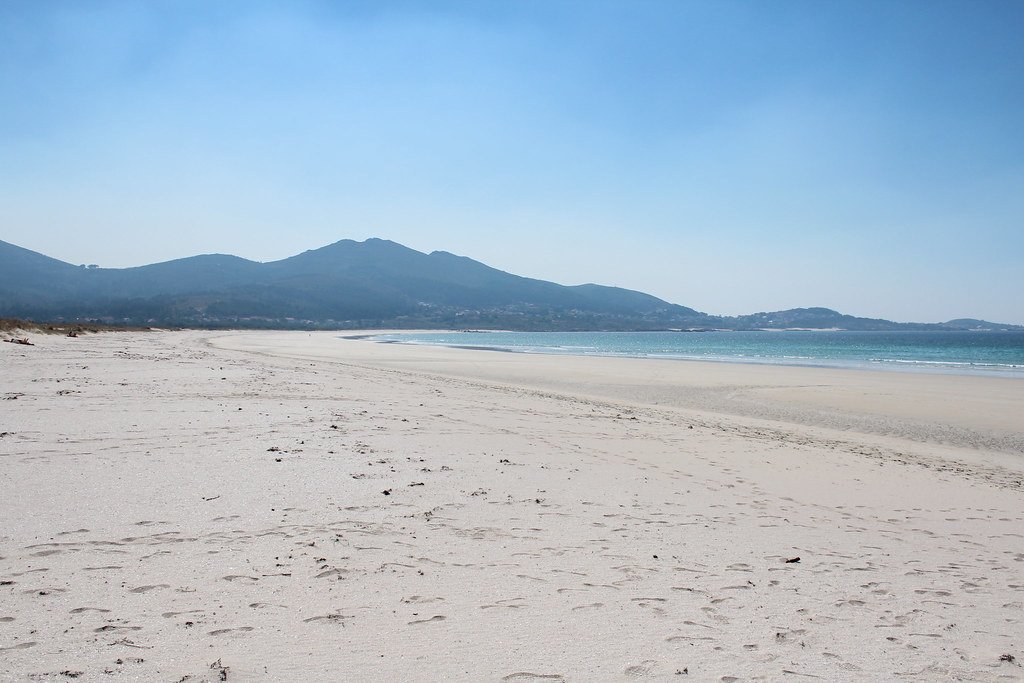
xmin=367 ymin=330 xmax=1024 ymax=378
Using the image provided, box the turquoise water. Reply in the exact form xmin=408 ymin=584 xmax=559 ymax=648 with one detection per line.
xmin=368 ymin=330 xmax=1024 ymax=377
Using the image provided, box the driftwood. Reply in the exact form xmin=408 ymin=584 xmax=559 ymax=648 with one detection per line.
xmin=3 ymin=338 xmax=34 ymax=346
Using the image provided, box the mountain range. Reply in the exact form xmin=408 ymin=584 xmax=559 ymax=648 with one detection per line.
xmin=1 ymin=238 xmax=1020 ymax=331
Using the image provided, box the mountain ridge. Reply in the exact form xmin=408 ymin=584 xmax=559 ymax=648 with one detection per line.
xmin=1 ymin=238 xmax=1020 ymax=331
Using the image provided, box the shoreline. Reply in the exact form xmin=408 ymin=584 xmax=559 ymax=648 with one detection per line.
xmin=361 ymin=330 xmax=1024 ymax=379
xmin=214 ymin=330 xmax=1024 ymax=458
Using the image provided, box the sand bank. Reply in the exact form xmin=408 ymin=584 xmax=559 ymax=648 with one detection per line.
xmin=225 ymin=331 xmax=1024 ymax=458
xmin=1 ymin=330 xmax=1022 ymax=681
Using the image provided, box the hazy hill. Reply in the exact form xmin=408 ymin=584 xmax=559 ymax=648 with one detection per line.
xmin=729 ymin=307 xmax=904 ymax=331
xmin=725 ymin=308 xmax=1023 ymax=332
xmin=0 ymin=238 xmax=703 ymax=329
xmin=940 ymin=318 xmax=1024 ymax=331
xmin=0 ymin=238 xmax=1020 ymax=331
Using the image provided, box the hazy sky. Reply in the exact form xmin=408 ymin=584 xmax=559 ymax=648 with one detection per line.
xmin=2 ymin=1 xmax=1022 ymax=323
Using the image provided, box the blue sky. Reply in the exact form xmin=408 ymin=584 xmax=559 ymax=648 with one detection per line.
xmin=2 ymin=0 xmax=1022 ymax=323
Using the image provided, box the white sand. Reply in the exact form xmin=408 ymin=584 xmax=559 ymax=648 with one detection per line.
xmin=1 ymin=330 xmax=1022 ymax=681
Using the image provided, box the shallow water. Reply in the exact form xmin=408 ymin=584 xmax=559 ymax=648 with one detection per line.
xmin=368 ymin=330 xmax=1024 ymax=377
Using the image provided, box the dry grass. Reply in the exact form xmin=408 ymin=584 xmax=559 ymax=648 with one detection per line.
xmin=0 ymin=318 xmax=153 ymax=335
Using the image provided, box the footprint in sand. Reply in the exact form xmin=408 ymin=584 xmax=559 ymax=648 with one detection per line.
xmin=665 ymin=635 xmax=714 ymax=642
xmin=129 ymin=584 xmax=170 ymax=593
xmin=23 ymin=587 xmax=67 ymax=596
xmin=208 ymin=626 xmax=254 ymax=636
xmin=480 ymin=598 xmax=526 ymax=610
xmin=407 ymin=615 xmax=446 ymax=625
xmin=94 ymin=624 xmax=142 ymax=633
xmin=303 ymin=614 xmax=352 ymax=624
xmin=631 ymin=597 xmax=668 ymax=603
xmin=316 ymin=568 xmax=347 ymax=579
xmin=682 ymin=620 xmax=719 ymax=630
xmin=774 ymin=628 xmax=807 ymax=643
xmin=0 ymin=642 xmax=36 ymax=652
xmin=624 ymin=660 xmax=661 ymax=677
xmin=141 ymin=550 xmax=171 ymax=561
xmin=222 ymin=575 xmax=260 ymax=583
xmin=836 ymin=598 xmax=867 ymax=607
xmin=571 ymin=603 xmax=604 ymax=611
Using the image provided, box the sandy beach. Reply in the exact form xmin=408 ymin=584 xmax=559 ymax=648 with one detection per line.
xmin=1 ymin=329 xmax=1022 ymax=681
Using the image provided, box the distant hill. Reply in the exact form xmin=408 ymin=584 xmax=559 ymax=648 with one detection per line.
xmin=1 ymin=238 xmax=1020 ymax=331
xmin=728 ymin=307 xmax=895 ymax=331
xmin=724 ymin=307 xmax=1022 ymax=332
xmin=0 ymin=238 xmax=702 ymax=329
xmin=939 ymin=318 xmax=1024 ymax=331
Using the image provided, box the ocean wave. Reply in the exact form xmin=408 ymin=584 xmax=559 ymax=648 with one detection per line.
xmin=869 ymin=358 xmax=1024 ymax=369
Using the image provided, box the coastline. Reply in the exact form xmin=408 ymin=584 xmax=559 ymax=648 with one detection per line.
xmin=363 ymin=330 xmax=1024 ymax=379
xmin=218 ymin=330 xmax=1024 ymax=458
xmin=1 ymin=329 xmax=1021 ymax=680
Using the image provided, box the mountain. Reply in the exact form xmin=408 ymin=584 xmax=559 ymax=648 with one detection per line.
xmin=723 ymin=308 xmax=1023 ymax=331
xmin=939 ymin=318 xmax=1024 ymax=331
xmin=1 ymin=238 xmax=1020 ymax=331
xmin=0 ymin=238 xmax=703 ymax=329
xmin=728 ymin=307 xmax=893 ymax=331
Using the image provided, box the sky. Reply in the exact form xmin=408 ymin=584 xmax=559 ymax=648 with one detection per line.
xmin=1 ymin=0 xmax=1022 ymax=324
